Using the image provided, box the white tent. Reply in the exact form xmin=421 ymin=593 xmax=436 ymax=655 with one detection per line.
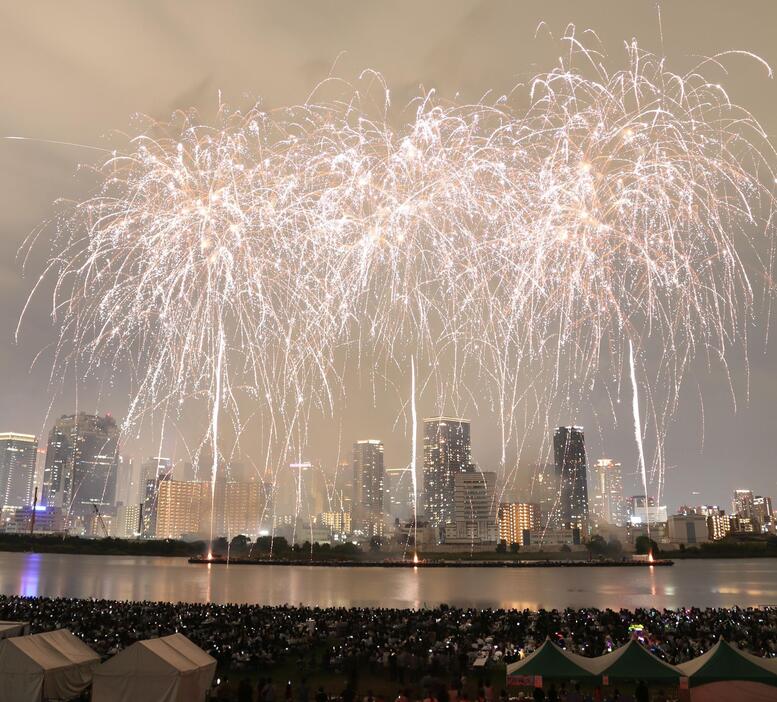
xmin=92 ymin=632 xmax=216 ymax=702
xmin=0 ymin=621 xmax=30 ymax=640
xmin=0 ymin=628 xmax=99 ymax=701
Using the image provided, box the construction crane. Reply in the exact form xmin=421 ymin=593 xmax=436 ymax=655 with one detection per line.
xmin=29 ymin=486 xmax=38 ymax=535
xmin=91 ymin=503 xmax=109 ymax=538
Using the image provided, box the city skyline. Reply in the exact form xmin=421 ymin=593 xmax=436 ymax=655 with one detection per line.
xmin=0 ymin=406 xmax=772 ymax=550
xmin=2 ymin=410 xmax=771 ymax=525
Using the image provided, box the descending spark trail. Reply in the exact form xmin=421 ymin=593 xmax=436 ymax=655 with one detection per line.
xmin=208 ymin=326 xmax=225 ymax=556
xmin=23 ymin=29 xmax=776 ymax=535
xmin=629 ymin=340 xmax=649 ymax=539
xmin=410 ymin=355 xmax=418 ymax=554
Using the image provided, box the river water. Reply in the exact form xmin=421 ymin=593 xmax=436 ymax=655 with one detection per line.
xmin=1 ymin=552 xmax=775 ymax=610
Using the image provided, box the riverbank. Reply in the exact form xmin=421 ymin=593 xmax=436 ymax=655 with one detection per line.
xmin=0 ymin=532 xmax=773 ymax=562
xmin=0 ymin=533 xmax=204 ymax=556
xmin=190 ymin=555 xmax=674 ymax=567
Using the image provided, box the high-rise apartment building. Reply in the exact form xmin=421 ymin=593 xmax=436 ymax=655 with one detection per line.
xmin=553 ymin=426 xmax=589 ymax=532
xmin=215 ymin=479 xmax=273 ymax=537
xmin=113 ymin=503 xmax=142 ymax=538
xmin=352 ymin=440 xmax=384 ymax=537
xmin=423 ymin=417 xmax=473 ymax=528
xmin=706 ymin=510 xmax=731 ymax=541
xmin=449 ymin=471 xmax=497 ymax=543
xmin=154 ymin=480 xmax=211 ymax=539
xmin=43 ymin=413 xmax=119 ymax=519
xmin=497 ymin=502 xmax=541 ymax=546
xmin=589 ymin=458 xmax=625 ymax=526
xmin=0 ymin=433 xmax=37 ymax=510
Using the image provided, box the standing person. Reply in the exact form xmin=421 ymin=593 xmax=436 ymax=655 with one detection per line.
xmin=634 ymin=681 xmax=648 ymax=702
xmin=285 ymin=681 xmax=294 ymax=702
xmin=484 ymin=681 xmax=494 ymax=702
xmin=532 ymin=686 xmax=545 ymax=702
xmin=546 ymin=683 xmax=558 ymax=702
xmin=263 ymin=679 xmax=276 ymax=702
xmin=566 ymin=683 xmax=583 ymax=702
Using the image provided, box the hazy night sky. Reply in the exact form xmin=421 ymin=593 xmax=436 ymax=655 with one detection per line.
xmin=0 ymin=1 xmax=775 ymax=510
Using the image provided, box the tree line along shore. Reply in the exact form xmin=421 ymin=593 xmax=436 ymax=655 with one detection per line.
xmin=0 ymin=532 xmax=774 ymax=561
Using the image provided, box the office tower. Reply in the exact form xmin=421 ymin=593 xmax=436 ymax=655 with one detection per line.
xmin=450 ymin=470 xmax=497 ymax=543
xmin=753 ymin=496 xmax=773 ymax=532
xmin=0 ymin=433 xmax=37 ymax=510
xmin=43 ymin=413 xmax=119 ymax=518
xmin=383 ymin=467 xmax=415 ymax=521
xmin=139 ymin=457 xmax=173 ymax=536
xmin=732 ymin=489 xmax=755 ymax=520
xmin=498 ymin=502 xmax=541 ymax=545
xmin=9 ymin=505 xmax=64 ymax=534
xmin=141 ymin=457 xmax=173 ymax=485
xmin=589 ymin=458 xmax=625 ymax=526
xmin=114 ymin=456 xmax=135 ymax=507
xmin=627 ymin=495 xmax=667 ymax=525
xmin=352 ymin=440 xmax=384 ymax=537
xmin=423 ymin=417 xmax=473 ymax=527
xmin=667 ymin=514 xmax=709 ymax=545
xmin=553 ymin=426 xmax=590 ymax=532
xmin=318 ymin=510 xmax=352 ymax=536
xmin=694 ymin=504 xmax=724 ymax=517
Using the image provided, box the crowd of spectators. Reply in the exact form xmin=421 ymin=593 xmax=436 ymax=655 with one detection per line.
xmin=0 ymin=595 xmax=774 ymax=675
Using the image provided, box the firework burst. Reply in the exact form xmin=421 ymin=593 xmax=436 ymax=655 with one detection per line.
xmin=26 ymin=29 xmax=775 ymax=535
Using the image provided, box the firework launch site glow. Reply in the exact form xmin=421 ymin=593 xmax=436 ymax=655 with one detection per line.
xmin=23 ymin=29 xmax=776 ymax=534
